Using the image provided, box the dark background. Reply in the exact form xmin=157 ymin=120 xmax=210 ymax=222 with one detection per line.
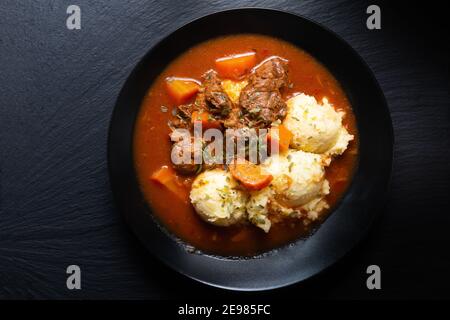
xmin=0 ymin=0 xmax=448 ymax=299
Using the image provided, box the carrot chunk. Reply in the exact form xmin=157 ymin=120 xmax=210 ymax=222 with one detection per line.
xmin=267 ymin=125 xmax=293 ymax=153
xmin=229 ymin=160 xmax=273 ymax=191
xmin=215 ymin=52 xmax=257 ymax=79
xmin=165 ymin=77 xmax=200 ymax=104
xmin=150 ymin=166 xmax=187 ymax=200
xmin=191 ymin=110 xmax=222 ymax=130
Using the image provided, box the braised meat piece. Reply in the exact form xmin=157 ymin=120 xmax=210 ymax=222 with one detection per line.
xmin=239 ymin=57 xmax=289 ymax=127
xmin=240 ymin=91 xmax=286 ymax=127
xmin=251 ymin=57 xmax=289 ymax=89
xmin=170 ymin=137 xmax=203 ymax=175
xmin=171 ymin=135 xmax=224 ymax=175
xmin=223 ymin=106 xmax=243 ymax=129
xmin=198 ymin=70 xmax=233 ymax=117
xmin=169 ymin=104 xmax=194 ymax=129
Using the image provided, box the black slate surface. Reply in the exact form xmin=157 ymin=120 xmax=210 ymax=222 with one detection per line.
xmin=0 ymin=0 xmax=448 ymax=299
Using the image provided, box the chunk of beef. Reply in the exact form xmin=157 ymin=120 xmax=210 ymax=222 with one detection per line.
xmin=200 ymin=70 xmax=233 ymax=117
xmin=171 ymin=137 xmax=202 ymax=175
xmin=240 ymin=90 xmax=286 ymax=127
xmin=251 ymin=57 xmax=289 ymax=90
xmin=239 ymin=57 xmax=288 ymax=127
xmin=169 ymin=104 xmax=194 ymax=129
xmin=223 ymin=106 xmax=244 ymax=129
xmin=171 ymin=136 xmax=223 ymax=175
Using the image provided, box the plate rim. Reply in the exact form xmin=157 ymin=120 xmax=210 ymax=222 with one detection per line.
xmin=107 ymin=7 xmax=394 ymax=291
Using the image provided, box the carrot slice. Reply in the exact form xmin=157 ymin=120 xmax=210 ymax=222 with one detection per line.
xmin=267 ymin=125 xmax=293 ymax=153
xmin=215 ymin=52 xmax=257 ymax=79
xmin=191 ymin=110 xmax=221 ymax=130
xmin=229 ymin=160 xmax=273 ymax=191
xmin=165 ymin=77 xmax=200 ymax=104
xmin=150 ymin=166 xmax=187 ymax=200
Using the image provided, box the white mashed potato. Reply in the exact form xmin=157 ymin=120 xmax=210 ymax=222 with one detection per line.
xmin=246 ymin=150 xmax=330 ymax=232
xmin=190 ymin=169 xmax=248 ymax=226
xmin=283 ymin=93 xmax=353 ymax=157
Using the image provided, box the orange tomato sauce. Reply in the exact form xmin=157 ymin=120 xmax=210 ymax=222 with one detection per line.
xmin=133 ymin=34 xmax=358 ymax=256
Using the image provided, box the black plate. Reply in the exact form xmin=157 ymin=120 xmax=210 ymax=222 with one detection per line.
xmin=108 ymin=8 xmax=393 ymax=291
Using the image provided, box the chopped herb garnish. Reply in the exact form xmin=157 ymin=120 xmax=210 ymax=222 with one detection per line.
xmin=289 ymin=162 xmax=294 ymax=172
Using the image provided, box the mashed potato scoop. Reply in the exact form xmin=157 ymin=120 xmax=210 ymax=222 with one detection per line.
xmin=283 ymin=93 xmax=353 ymax=157
xmin=190 ymin=169 xmax=248 ymax=226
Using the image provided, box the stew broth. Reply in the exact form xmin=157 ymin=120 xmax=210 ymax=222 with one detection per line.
xmin=133 ymin=34 xmax=358 ymax=256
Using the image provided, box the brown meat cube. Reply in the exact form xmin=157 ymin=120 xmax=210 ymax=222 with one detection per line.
xmin=239 ymin=57 xmax=289 ymax=127
xmin=202 ymin=70 xmax=233 ymax=117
